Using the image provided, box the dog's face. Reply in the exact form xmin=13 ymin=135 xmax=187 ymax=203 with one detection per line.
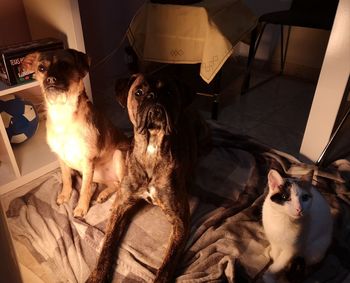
xmin=22 ymin=49 xmax=89 ymax=104
xmin=117 ymin=74 xmax=194 ymax=135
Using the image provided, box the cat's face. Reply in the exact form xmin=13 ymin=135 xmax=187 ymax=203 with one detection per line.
xmin=267 ymin=169 xmax=313 ymax=220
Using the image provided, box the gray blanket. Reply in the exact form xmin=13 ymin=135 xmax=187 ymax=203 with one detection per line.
xmin=6 ymin=122 xmax=350 ymax=283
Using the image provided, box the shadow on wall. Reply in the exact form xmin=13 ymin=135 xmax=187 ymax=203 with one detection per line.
xmin=78 ymin=0 xmax=145 ymax=130
xmin=78 ymin=0 xmax=144 ymax=103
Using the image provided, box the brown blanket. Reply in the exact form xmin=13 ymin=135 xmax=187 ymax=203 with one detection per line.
xmin=6 ymin=121 xmax=350 ymax=282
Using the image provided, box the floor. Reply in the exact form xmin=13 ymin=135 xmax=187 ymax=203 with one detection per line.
xmin=192 ymin=58 xmax=317 ymax=159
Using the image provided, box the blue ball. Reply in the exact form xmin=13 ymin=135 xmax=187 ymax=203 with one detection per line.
xmin=0 ymin=95 xmax=39 ymax=144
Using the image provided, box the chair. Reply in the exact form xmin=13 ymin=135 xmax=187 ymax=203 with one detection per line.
xmin=241 ymin=0 xmax=339 ymax=94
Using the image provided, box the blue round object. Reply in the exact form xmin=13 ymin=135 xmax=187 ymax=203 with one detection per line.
xmin=0 ymin=95 xmax=39 ymax=144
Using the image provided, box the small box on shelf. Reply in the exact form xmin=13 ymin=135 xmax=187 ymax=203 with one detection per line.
xmin=0 ymin=38 xmax=64 ymax=86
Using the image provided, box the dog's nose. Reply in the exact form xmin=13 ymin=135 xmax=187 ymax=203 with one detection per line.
xmin=149 ymin=106 xmax=163 ymax=118
xmin=46 ymin=76 xmax=57 ymax=85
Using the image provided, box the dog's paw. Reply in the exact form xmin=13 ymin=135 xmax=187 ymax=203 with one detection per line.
xmin=96 ymin=190 xmax=111 ymax=203
xmin=96 ymin=194 xmax=108 ymax=204
xmin=56 ymin=192 xmax=71 ymax=205
xmin=73 ymin=205 xmax=88 ymax=218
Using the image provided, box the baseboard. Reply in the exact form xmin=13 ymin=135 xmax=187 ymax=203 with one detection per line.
xmin=237 ymin=55 xmax=321 ymax=83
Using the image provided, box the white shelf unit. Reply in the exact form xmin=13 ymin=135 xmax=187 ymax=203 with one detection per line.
xmin=0 ymin=81 xmax=59 ymax=195
xmin=0 ymin=0 xmax=90 ymax=196
xmin=0 ymin=1 xmax=89 ymax=282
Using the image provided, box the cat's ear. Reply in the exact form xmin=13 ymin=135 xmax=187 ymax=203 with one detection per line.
xmin=268 ymin=169 xmax=284 ymax=193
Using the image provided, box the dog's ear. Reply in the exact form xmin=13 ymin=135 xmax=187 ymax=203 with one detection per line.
xmin=66 ymin=49 xmax=90 ymax=78
xmin=115 ymin=74 xmax=138 ymax=108
xmin=21 ymin=52 xmax=40 ymax=73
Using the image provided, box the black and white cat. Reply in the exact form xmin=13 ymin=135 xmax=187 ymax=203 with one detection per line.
xmin=262 ymin=169 xmax=333 ymax=283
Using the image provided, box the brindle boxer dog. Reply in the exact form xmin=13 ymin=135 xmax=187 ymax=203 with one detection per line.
xmin=86 ymin=73 xmax=209 ymax=283
xmin=21 ymin=49 xmax=130 ymax=218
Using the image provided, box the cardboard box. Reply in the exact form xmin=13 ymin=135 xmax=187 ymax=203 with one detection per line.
xmin=0 ymin=38 xmax=64 ymax=86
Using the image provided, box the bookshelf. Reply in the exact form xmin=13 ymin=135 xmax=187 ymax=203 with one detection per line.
xmin=0 ymin=0 xmax=90 ymax=195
